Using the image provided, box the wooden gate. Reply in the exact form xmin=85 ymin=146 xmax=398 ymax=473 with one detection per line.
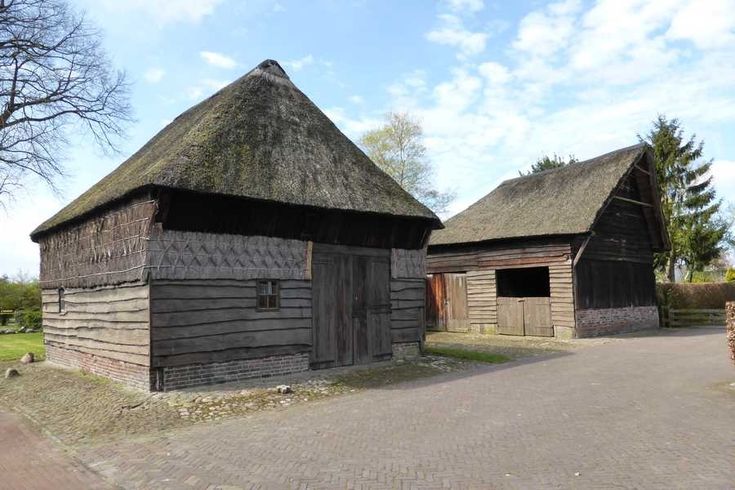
xmin=311 ymin=244 xmax=392 ymax=368
xmin=497 ymin=297 xmax=553 ymax=337
xmin=425 ymin=273 xmax=469 ymax=332
xmin=445 ymin=273 xmax=469 ymax=332
xmin=523 ymin=297 xmax=553 ymax=336
xmin=497 ymin=297 xmax=524 ymax=335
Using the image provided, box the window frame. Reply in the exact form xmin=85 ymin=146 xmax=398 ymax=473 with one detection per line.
xmin=58 ymin=287 xmax=66 ymax=314
xmin=256 ymin=279 xmax=280 ymax=311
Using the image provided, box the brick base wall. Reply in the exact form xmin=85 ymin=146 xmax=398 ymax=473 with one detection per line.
xmin=157 ymin=353 xmax=310 ymax=391
xmin=45 ymin=344 xmax=152 ymax=391
xmin=575 ymin=306 xmax=659 ymax=338
xmin=392 ymin=342 xmax=421 ymax=358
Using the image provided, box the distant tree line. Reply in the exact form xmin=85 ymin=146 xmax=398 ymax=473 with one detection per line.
xmin=0 ymin=273 xmax=41 ymax=328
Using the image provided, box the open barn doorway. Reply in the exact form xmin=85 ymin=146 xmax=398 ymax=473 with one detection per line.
xmin=496 ymin=267 xmax=553 ymax=337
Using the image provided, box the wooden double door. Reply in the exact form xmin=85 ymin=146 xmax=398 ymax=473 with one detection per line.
xmin=311 ymin=244 xmax=392 ymax=368
xmin=426 ymin=273 xmax=470 ymax=332
xmin=497 ymin=297 xmax=553 ymax=337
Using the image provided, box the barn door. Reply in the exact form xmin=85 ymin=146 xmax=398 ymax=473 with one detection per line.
xmin=425 ymin=274 xmax=446 ymax=331
xmin=311 ymin=245 xmax=391 ymax=368
xmin=364 ymin=255 xmax=392 ymax=362
xmin=523 ymin=297 xmax=553 ymax=337
xmin=312 ymin=251 xmax=353 ymax=368
xmin=445 ymin=273 xmax=470 ymax=332
xmin=497 ymin=297 xmax=525 ymax=335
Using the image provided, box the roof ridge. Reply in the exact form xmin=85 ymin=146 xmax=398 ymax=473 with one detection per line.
xmin=500 ymin=142 xmax=648 ymax=187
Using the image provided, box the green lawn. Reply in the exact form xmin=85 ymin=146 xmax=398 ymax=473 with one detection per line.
xmin=0 ymin=332 xmax=44 ymax=361
xmin=424 ymin=346 xmax=511 ymax=364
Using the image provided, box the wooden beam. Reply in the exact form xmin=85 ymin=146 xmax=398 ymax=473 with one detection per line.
xmin=573 ymin=233 xmax=594 ymax=268
xmin=613 ymin=195 xmax=653 ymax=208
xmin=634 ymin=164 xmax=651 ymax=175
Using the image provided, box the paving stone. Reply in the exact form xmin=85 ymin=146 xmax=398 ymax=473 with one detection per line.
xmin=77 ymin=327 xmax=735 ymax=489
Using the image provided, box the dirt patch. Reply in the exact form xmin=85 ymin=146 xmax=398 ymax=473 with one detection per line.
xmin=0 ymin=355 xmax=469 ymax=446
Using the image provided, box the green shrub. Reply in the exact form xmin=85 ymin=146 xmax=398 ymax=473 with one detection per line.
xmin=725 ymin=268 xmax=735 ymax=283
xmin=16 ymin=308 xmax=42 ymax=330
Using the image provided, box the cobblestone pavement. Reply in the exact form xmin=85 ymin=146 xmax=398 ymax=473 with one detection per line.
xmin=79 ymin=327 xmax=735 ymax=489
xmin=0 ymin=410 xmax=112 ymax=489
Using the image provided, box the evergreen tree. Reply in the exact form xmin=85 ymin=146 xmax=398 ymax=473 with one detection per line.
xmin=640 ymin=115 xmax=729 ymax=282
xmin=521 ymin=154 xmax=578 ymax=175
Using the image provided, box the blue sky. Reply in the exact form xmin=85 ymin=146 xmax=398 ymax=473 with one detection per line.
xmin=2 ymin=0 xmax=735 ymax=276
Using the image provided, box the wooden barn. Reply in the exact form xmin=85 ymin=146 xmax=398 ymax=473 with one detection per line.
xmin=30 ymin=59 xmax=441 ymax=391
xmin=426 ymin=144 xmax=669 ymax=338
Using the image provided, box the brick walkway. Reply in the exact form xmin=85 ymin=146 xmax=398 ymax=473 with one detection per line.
xmin=0 ymin=410 xmax=111 ymax=489
xmin=76 ymin=327 xmax=735 ymax=489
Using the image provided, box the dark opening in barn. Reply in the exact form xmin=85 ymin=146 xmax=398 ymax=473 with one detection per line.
xmin=496 ymin=267 xmax=550 ymax=297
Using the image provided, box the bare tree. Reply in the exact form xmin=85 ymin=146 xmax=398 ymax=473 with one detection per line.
xmin=360 ymin=112 xmax=455 ymax=214
xmin=0 ymin=0 xmax=131 ymax=201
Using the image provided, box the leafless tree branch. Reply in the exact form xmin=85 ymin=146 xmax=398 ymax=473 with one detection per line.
xmin=0 ymin=0 xmax=132 ymax=203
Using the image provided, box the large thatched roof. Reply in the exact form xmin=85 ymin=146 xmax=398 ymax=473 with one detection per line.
xmin=32 ymin=60 xmax=440 ymax=239
xmin=430 ymin=144 xmax=658 ymax=246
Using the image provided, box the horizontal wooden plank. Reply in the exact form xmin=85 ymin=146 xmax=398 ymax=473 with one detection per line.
xmin=152 ymin=319 xmax=310 ymax=341
xmin=44 ymin=333 xmax=149 ymax=356
xmin=391 ymin=328 xmax=420 ymax=343
xmin=46 ymin=341 xmax=150 ymax=366
xmin=153 ymin=328 xmax=312 ymax=356
xmin=42 ymin=309 xmax=149 ymax=323
xmin=153 ymin=307 xmax=311 ymax=328
xmin=152 ymin=344 xmax=309 ymax=368
xmin=151 ymin=296 xmax=310 ymax=313
xmin=43 ymin=318 xmax=147 ymax=331
xmin=43 ymin=325 xmax=149 ymax=346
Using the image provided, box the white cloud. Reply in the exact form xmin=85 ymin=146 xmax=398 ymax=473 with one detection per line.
xmin=200 ymin=51 xmax=238 ymax=69
xmin=404 ymin=0 xmax=735 ymax=217
xmin=348 ymin=95 xmax=364 ymax=105
xmin=444 ymin=0 xmax=484 ymax=13
xmin=426 ymin=14 xmax=488 ymax=58
xmin=283 ymin=55 xmax=315 ymax=72
xmin=91 ymin=0 xmax=222 ymax=25
xmin=513 ymin=0 xmax=581 ymax=58
xmin=667 ymin=0 xmax=735 ymax=49
xmin=144 ymin=67 xmax=165 ymax=83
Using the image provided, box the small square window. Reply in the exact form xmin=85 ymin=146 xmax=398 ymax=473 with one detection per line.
xmin=256 ymin=280 xmax=279 ymax=310
xmin=58 ymin=288 xmax=65 ymax=313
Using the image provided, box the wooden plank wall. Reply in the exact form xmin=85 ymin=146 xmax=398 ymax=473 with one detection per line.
xmin=390 ymin=279 xmax=425 ymax=343
xmin=427 ymin=240 xmax=575 ymax=333
xmin=42 ymin=282 xmax=150 ymax=366
xmin=150 ymin=279 xmax=312 ymax=367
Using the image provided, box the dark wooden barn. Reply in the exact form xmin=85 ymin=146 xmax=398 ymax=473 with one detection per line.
xmin=30 ymin=60 xmax=441 ymax=391
xmin=426 ymin=144 xmax=669 ymax=338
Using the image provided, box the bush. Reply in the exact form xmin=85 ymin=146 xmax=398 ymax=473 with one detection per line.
xmin=16 ymin=308 xmax=42 ymax=330
xmin=725 ymin=268 xmax=735 ymax=283
xmin=657 ymin=282 xmax=735 ymax=310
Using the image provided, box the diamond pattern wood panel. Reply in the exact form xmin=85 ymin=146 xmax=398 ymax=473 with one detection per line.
xmin=147 ymin=229 xmax=309 ymax=280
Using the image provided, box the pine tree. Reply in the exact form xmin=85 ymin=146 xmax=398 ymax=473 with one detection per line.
xmin=640 ymin=115 xmax=729 ymax=282
xmin=520 ymin=154 xmax=578 ymax=176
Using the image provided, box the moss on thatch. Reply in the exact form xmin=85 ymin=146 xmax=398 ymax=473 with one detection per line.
xmin=430 ymin=144 xmax=650 ymax=246
xmin=32 ymin=60 xmax=439 ymax=239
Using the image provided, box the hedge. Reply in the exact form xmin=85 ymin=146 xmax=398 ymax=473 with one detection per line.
xmin=657 ymin=282 xmax=735 ymax=310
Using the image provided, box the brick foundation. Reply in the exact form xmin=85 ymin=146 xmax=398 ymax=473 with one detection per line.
xmin=575 ymin=306 xmax=659 ymax=338
xmin=392 ymin=342 xmax=421 ymax=359
xmin=45 ymin=344 xmax=152 ymax=391
xmin=157 ymin=353 xmax=310 ymax=391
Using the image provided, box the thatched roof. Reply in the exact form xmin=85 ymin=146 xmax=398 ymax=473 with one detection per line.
xmin=430 ymin=144 xmax=658 ymax=246
xmin=32 ymin=59 xmax=440 ymax=239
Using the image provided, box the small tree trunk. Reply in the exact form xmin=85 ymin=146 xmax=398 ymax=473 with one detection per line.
xmin=666 ymin=253 xmax=676 ymax=282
